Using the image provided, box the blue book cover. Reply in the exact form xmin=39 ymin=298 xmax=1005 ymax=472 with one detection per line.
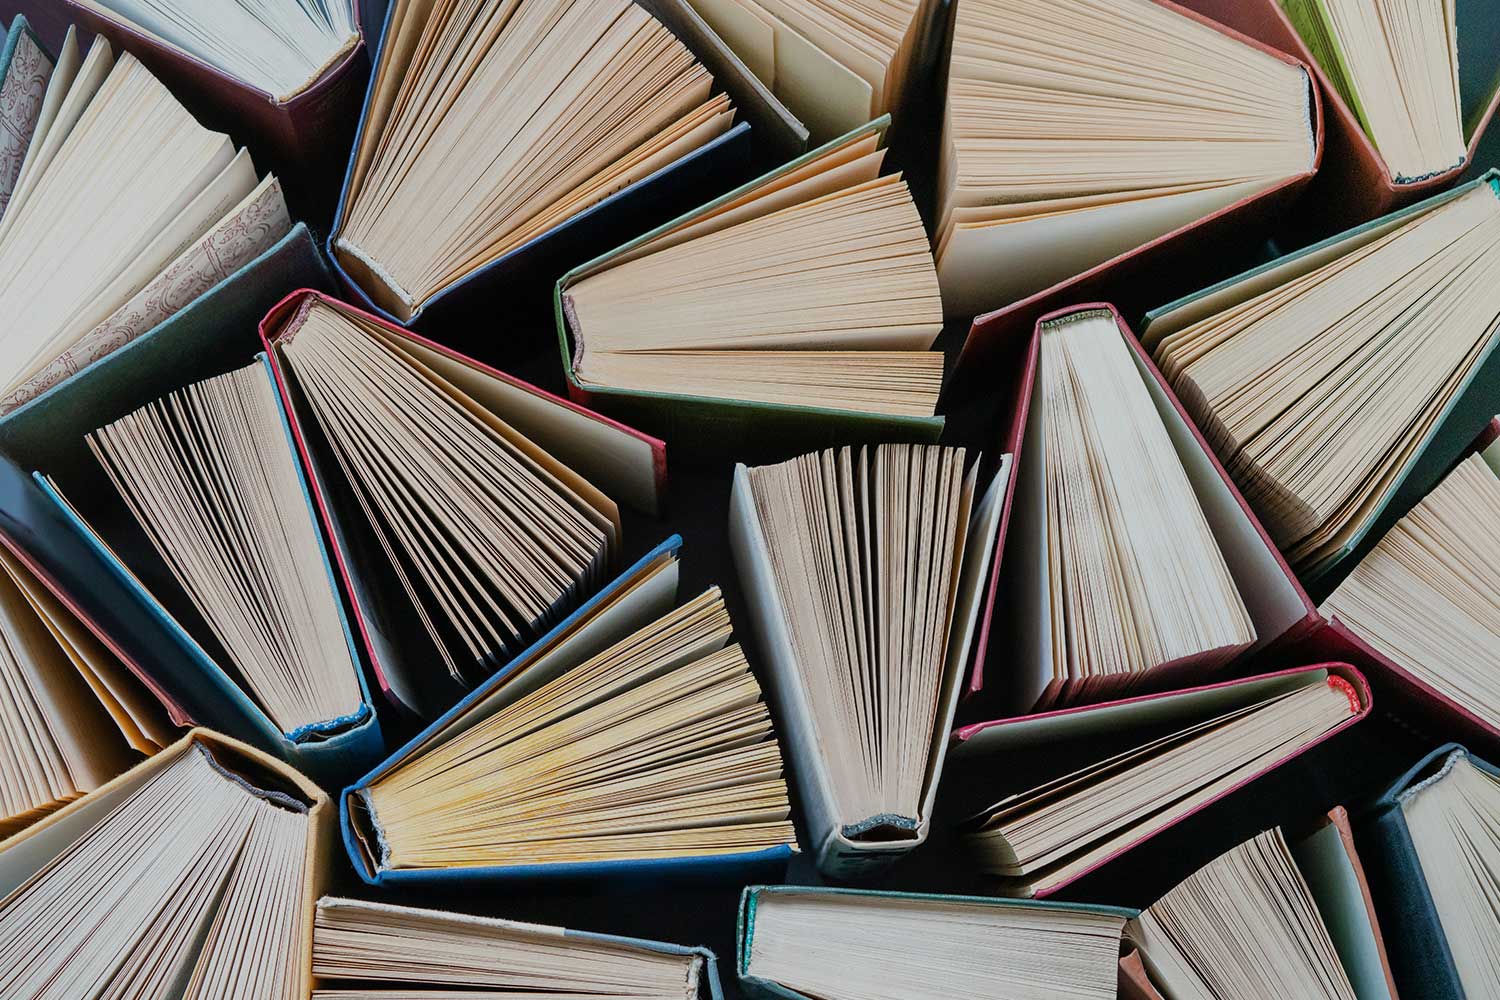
xmin=341 ymin=534 xmax=798 ymax=886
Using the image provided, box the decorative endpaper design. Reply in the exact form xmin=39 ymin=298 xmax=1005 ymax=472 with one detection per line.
xmin=0 ymin=32 xmax=52 ymax=219
xmin=0 ymin=178 xmax=293 ymax=414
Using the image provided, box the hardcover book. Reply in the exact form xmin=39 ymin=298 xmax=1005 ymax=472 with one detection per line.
xmin=341 ymin=536 xmax=800 ymax=886
xmin=262 ymin=289 xmax=666 ymax=719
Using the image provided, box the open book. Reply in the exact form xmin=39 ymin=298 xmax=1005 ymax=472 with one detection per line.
xmin=1010 ymin=307 xmax=1256 ymax=710
xmin=1281 ymin=0 xmax=1463 ymax=182
xmin=730 ymin=444 xmax=1008 ymax=877
xmin=313 ymin=897 xmax=719 ymax=999
xmin=0 ymin=30 xmax=290 ymax=409
xmin=343 ymin=538 xmax=798 ymax=884
xmin=68 ymin=0 xmax=357 ymax=100
xmin=1362 ymin=744 xmax=1500 ymax=999
xmin=560 ymin=119 xmax=943 ymax=437
xmin=265 ymin=293 xmax=636 ymax=718
xmin=951 ymin=666 xmax=1368 ymax=898
xmin=1127 ymin=827 xmax=1366 ymax=1000
xmin=84 ymin=360 xmax=369 ymax=743
xmin=738 ymin=886 xmax=1129 ymax=1000
xmin=0 ymin=729 xmax=329 ymax=1000
xmin=683 ymin=0 xmax=937 ymax=142
xmin=935 ymin=0 xmax=1317 ymax=318
xmin=0 ymin=541 xmax=172 ymax=838
xmin=1145 ymin=176 xmax=1500 ymax=582
xmin=332 ymin=0 xmax=740 ymax=323
xmin=1322 ymin=451 xmax=1500 ymax=740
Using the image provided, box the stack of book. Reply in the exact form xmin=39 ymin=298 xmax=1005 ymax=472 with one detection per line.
xmin=0 ymin=0 xmax=1498 ymax=997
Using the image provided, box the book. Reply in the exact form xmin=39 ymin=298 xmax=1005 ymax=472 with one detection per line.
xmin=558 ymin=119 xmax=945 ymax=452
xmin=33 ymin=357 xmax=383 ymax=782
xmin=82 ymin=359 xmax=374 ymax=746
xmin=0 ymin=728 xmax=331 ymax=1000
xmin=10 ymin=0 xmax=372 ymax=182
xmin=1143 ymin=172 xmax=1500 ymax=587
xmin=1123 ymin=822 xmax=1394 ymax=1000
xmin=330 ymin=0 xmax=757 ymax=327
xmin=729 ymin=444 xmax=1007 ymax=878
xmin=263 ymin=290 xmax=665 ymax=719
xmin=1321 ymin=450 xmax=1500 ymax=746
xmin=934 ymin=0 xmax=1320 ymax=320
xmin=342 ymin=536 xmax=800 ymax=885
xmin=313 ymin=896 xmax=725 ymax=999
xmin=737 ymin=886 xmax=1132 ymax=1000
xmin=0 ymin=16 xmax=52 ymax=220
xmin=0 ymin=38 xmax=293 ymax=405
xmin=681 ymin=0 xmax=939 ymax=143
xmin=947 ymin=664 xmax=1371 ymax=898
xmin=0 ymin=539 xmax=172 ymax=837
xmin=964 ymin=304 xmax=1319 ymax=708
xmin=1359 ymin=743 xmax=1500 ymax=1000
xmin=1175 ymin=0 xmax=1500 ymax=233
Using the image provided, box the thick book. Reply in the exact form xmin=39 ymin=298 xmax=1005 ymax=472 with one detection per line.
xmin=557 ymin=118 xmax=944 ymax=455
xmin=0 ymin=227 xmax=384 ymax=780
xmin=34 ymin=354 xmax=384 ymax=782
xmin=0 ymin=727 xmax=333 ymax=1000
xmin=1140 ymin=171 xmax=1500 ymax=591
xmin=729 ymin=444 xmax=1009 ymax=879
xmin=962 ymin=304 xmax=1319 ymax=708
xmin=1175 ymin=0 xmax=1500 ymax=235
xmin=328 ymin=0 xmax=768 ymax=331
xmin=2 ymin=0 xmax=372 ymax=186
xmin=737 ymin=886 xmax=1133 ymax=1000
xmin=262 ymin=289 xmax=666 ymax=719
xmin=936 ymin=0 xmax=1322 ymax=328
xmin=341 ymin=535 xmax=800 ymax=886
xmin=0 ymin=38 xmax=293 ymax=404
xmin=313 ymin=896 xmax=726 ymax=999
xmin=946 ymin=663 xmax=1371 ymax=898
xmin=1119 ymin=818 xmax=1397 ymax=1000
xmin=1357 ymin=743 xmax=1500 ymax=1000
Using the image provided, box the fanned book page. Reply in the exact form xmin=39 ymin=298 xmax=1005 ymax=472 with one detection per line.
xmin=683 ymin=0 xmax=935 ymax=142
xmin=961 ymin=670 xmax=1361 ymax=897
xmin=1129 ymin=828 xmax=1359 ymax=1000
xmin=85 ymin=361 xmax=366 ymax=739
xmin=740 ymin=888 xmax=1127 ymax=1000
xmin=312 ymin=897 xmax=708 ymax=999
xmin=333 ymin=0 xmax=738 ymax=321
xmin=1281 ymin=0 xmax=1464 ymax=180
xmin=564 ymin=127 xmax=944 ymax=419
xmin=1148 ymin=182 xmax=1500 ymax=578
xmin=352 ymin=586 xmax=796 ymax=873
xmin=74 ymin=0 xmax=359 ymax=99
xmin=0 ymin=735 xmax=316 ymax=1000
xmin=1028 ymin=309 xmax=1253 ymax=709
xmin=1322 ymin=453 xmax=1500 ymax=735
xmin=1396 ymin=749 xmax=1500 ymax=996
xmin=737 ymin=443 xmax=1007 ymax=867
xmin=935 ymin=0 xmax=1316 ymax=316
xmin=0 ymin=542 xmax=172 ymax=838
xmin=0 ymin=38 xmax=289 ymax=401
xmin=272 ymin=297 xmax=618 ymax=710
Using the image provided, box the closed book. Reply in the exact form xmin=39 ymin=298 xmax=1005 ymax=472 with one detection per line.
xmin=0 ymin=16 xmax=51 ymax=219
